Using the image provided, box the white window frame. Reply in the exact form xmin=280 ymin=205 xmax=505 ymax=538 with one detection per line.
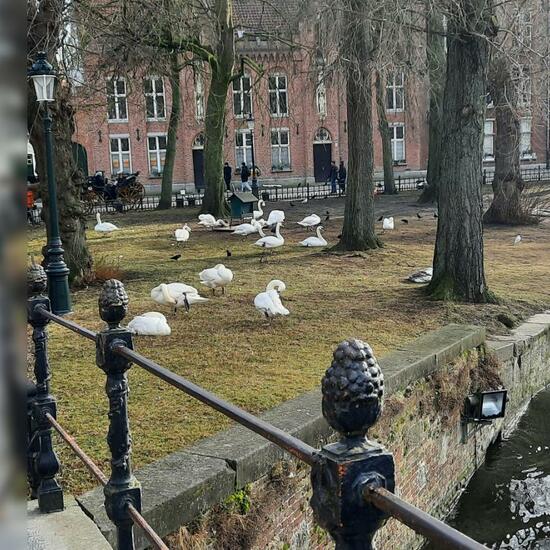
xmin=194 ymin=72 xmax=205 ymax=121
xmin=144 ymin=77 xmax=166 ymax=121
xmin=233 ymin=74 xmax=252 ymax=118
xmin=147 ymin=133 xmax=167 ymax=177
xmin=386 ymin=72 xmax=405 ymax=113
xmin=270 ymin=128 xmax=291 ymax=171
xmin=513 ymin=65 xmax=531 ymax=108
xmin=109 ymin=134 xmax=132 ymax=174
xmin=268 ymin=74 xmax=289 ymax=117
xmin=235 ymin=129 xmax=253 ymax=167
xmin=389 ymin=123 xmax=406 ymax=163
xmin=107 ymin=78 xmax=128 ymax=122
xmin=483 ymin=119 xmax=495 ymax=161
xmin=520 ymin=117 xmax=535 ymax=159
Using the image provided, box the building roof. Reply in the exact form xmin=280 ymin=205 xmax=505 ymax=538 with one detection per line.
xmin=230 ymin=191 xmax=258 ymax=203
xmin=234 ymin=0 xmax=302 ymax=34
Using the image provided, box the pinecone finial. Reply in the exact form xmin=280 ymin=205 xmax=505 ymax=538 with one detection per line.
xmin=98 ymin=279 xmax=128 ymax=328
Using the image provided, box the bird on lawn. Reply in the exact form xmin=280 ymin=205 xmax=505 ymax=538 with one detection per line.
xmin=514 ymin=235 xmax=522 ymax=245
xmin=253 ymin=200 xmax=265 ymax=221
xmin=198 ymin=214 xmax=229 ymax=229
xmin=128 ymin=312 xmax=171 ymax=336
xmin=94 ymin=213 xmax=119 ymax=233
xmin=174 ymin=224 xmax=191 ymax=244
xmin=325 ymin=211 xmax=330 ymax=222
xmin=299 ymin=226 xmax=327 ymax=247
xmin=226 ymin=249 xmax=232 ymax=257
xmin=253 ymin=222 xmax=284 ymax=262
xmin=151 ymin=283 xmax=208 ymax=314
xmin=170 ymin=254 xmax=182 ymax=261
xmin=199 ymin=264 xmax=234 ymax=295
xmin=377 ymin=215 xmax=384 ymax=222
xmin=382 ymin=217 xmax=394 ymax=230
xmin=401 ymin=219 xmax=409 ymax=224
xmin=254 ymin=280 xmax=289 ymax=320
xmin=417 ymin=213 xmax=423 ymax=219
xmin=297 ymin=214 xmax=321 ymax=228
xmin=232 ymin=219 xmax=262 ymax=236
xmin=266 ymin=209 xmax=285 ymax=226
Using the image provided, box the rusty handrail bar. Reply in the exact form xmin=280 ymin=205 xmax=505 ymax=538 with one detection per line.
xmin=46 ymin=412 xmax=169 ymax=550
xmin=113 ymin=344 xmax=317 ymax=466
xmin=364 ymin=486 xmax=487 ymax=550
xmin=37 ymin=306 xmax=98 ymax=341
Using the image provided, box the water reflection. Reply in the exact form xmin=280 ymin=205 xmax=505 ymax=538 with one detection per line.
xmin=428 ymin=388 xmax=550 ymax=549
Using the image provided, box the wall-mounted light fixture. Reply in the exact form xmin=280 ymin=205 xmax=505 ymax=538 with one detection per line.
xmin=261 ymin=124 xmax=265 ymax=137
xmin=225 ymin=127 xmax=228 ymax=138
xmin=136 ymin=128 xmax=141 ymax=141
xmin=344 ymin=121 xmax=347 ymax=133
xmin=296 ymin=124 xmax=300 ymax=136
xmin=461 ymin=389 xmax=507 ymax=442
xmin=98 ymin=130 xmax=102 ymax=143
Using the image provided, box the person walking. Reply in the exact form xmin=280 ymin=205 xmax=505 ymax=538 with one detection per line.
xmin=223 ymin=162 xmax=232 ymax=191
xmin=240 ymin=162 xmax=252 ymax=192
xmin=338 ymin=160 xmax=347 ymax=194
xmin=329 ymin=161 xmax=338 ymax=194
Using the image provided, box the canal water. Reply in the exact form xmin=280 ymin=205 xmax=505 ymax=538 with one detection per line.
xmin=441 ymin=387 xmax=550 ymax=549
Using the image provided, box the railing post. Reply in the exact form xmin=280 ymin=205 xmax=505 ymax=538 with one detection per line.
xmin=96 ymin=279 xmax=141 ymax=550
xmin=26 ymin=379 xmax=40 ymax=499
xmin=311 ymin=339 xmax=395 ymax=549
xmin=27 ymin=262 xmax=64 ymax=512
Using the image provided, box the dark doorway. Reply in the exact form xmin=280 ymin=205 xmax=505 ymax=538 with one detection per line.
xmin=193 ymin=149 xmax=205 ymax=190
xmin=313 ymin=143 xmax=332 ymax=182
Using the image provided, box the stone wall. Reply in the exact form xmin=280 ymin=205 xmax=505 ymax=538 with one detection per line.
xmin=78 ymin=315 xmax=550 ymax=549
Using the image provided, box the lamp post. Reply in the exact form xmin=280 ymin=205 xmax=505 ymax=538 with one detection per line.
xmin=29 ymin=52 xmax=71 ymax=315
xmin=247 ymin=113 xmax=259 ymax=197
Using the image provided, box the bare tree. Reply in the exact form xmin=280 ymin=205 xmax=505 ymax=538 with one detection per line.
xmin=375 ymin=71 xmax=397 ymax=195
xmin=27 ymin=0 xmax=93 ymax=284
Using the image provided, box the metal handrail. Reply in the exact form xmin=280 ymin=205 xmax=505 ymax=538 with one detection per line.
xmin=38 ymin=306 xmax=97 ymax=341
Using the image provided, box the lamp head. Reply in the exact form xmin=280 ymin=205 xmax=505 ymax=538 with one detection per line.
xmin=29 ymin=52 xmax=56 ymax=102
xmin=246 ymin=113 xmax=255 ymax=131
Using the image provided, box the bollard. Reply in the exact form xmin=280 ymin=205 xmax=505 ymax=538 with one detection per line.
xmin=96 ymin=280 xmax=141 ymax=550
xmin=27 ymin=262 xmax=64 ymax=512
xmin=311 ymin=339 xmax=395 ymax=549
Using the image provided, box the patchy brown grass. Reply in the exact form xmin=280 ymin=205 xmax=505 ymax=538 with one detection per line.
xmin=27 ymin=199 xmax=550 ymax=494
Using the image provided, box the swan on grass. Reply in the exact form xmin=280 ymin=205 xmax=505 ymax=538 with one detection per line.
xmin=174 ymin=224 xmax=191 ymax=243
xmin=94 ymin=213 xmax=119 ymax=232
xmin=297 ymin=214 xmax=321 ymax=228
xmin=382 ymin=217 xmax=394 ymax=231
xmin=299 ymin=226 xmax=327 ymax=247
xmin=253 ymin=200 xmax=265 ymax=220
xmin=254 ymin=280 xmax=289 ymax=319
xmin=128 ymin=312 xmax=171 ymax=336
xmin=253 ymin=222 xmax=284 ymax=262
xmin=198 ymin=214 xmax=229 ymax=229
xmin=150 ymin=282 xmax=208 ymax=313
xmin=266 ymin=209 xmax=285 ymax=226
xmin=199 ymin=264 xmax=234 ymax=295
xmin=232 ymin=219 xmax=262 ymax=236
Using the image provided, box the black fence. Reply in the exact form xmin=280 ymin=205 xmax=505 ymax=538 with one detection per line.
xmin=26 ymin=265 xmax=489 ymax=550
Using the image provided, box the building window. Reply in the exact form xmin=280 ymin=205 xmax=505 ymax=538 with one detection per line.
xmin=268 ymin=75 xmax=288 ymax=117
xmin=194 ymin=72 xmax=205 ymax=121
xmin=233 ymin=75 xmax=252 ymax=118
xmin=520 ymin=118 xmax=534 ymax=158
xmin=483 ymin=120 xmax=495 ymax=160
xmin=513 ymin=65 xmax=531 ymax=107
xmin=147 ymin=134 xmax=167 ymax=176
xmin=316 ymin=78 xmax=327 ymax=118
xmin=107 ymin=78 xmax=128 ymax=122
xmin=235 ymin=130 xmax=252 ymax=167
xmin=144 ymin=78 xmax=166 ymax=120
xmin=314 ymin=127 xmax=332 ymax=143
xmin=390 ymin=124 xmax=405 ymax=163
xmin=386 ymin=72 xmax=404 ymax=112
xmin=109 ymin=136 xmax=131 ymax=174
xmin=271 ymin=129 xmax=291 ymax=171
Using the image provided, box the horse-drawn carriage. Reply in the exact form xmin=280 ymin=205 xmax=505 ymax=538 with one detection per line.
xmin=81 ymin=171 xmax=145 ymax=214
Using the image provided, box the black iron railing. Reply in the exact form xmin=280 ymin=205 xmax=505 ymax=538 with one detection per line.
xmin=26 ymin=267 xmax=488 ymax=550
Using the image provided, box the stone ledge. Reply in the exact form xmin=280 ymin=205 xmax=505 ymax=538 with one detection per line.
xmin=77 ymin=323 xmax=490 ymax=549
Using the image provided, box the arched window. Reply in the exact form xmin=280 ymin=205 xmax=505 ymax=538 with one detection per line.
xmin=192 ymin=133 xmax=205 ymax=149
xmin=314 ymin=127 xmax=332 ymax=143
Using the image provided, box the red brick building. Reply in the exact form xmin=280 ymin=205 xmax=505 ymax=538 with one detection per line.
xmin=72 ymin=4 xmax=548 ymax=191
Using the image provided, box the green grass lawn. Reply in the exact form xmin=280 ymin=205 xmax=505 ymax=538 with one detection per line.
xmin=27 ymin=199 xmax=550 ymax=494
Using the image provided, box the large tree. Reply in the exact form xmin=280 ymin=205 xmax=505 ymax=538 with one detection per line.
xmin=375 ymin=71 xmax=397 ymax=195
xmin=27 ymin=0 xmax=93 ymax=284
xmin=427 ymin=0 xmax=497 ymax=302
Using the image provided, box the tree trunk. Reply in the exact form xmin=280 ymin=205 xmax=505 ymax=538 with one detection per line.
xmin=201 ymin=0 xmax=234 ymax=218
xmin=418 ymin=6 xmax=446 ymax=204
xmin=427 ymin=0 xmax=495 ymax=303
xmin=339 ymin=2 xmax=380 ymax=251
xmin=158 ymin=53 xmax=182 ymax=210
xmin=483 ymin=56 xmax=535 ymax=225
xmin=375 ymin=72 xmax=396 ymax=195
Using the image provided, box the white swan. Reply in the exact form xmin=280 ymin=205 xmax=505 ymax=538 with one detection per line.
xmin=94 ymin=213 xmax=119 ymax=232
xmin=199 ymin=264 xmax=234 ymax=295
xmin=297 ymin=214 xmax=321 ymax=228
xmin=150 ymin=283 xmax=208 ymax=313
xmin=253 ymin=222 xmax=284 ymax=261
xmin=198 ymin=214 xmax=229 ymax=229
xmin=232 ymin=219 xmax=262 ymax=236
xmin=253 ymin=200 xmax=265 ymax=220
xmin=382 ymin=217 xmax=394 ymax=230
xmin=128 ymin=312 xmax=171 ymax=336
xmin=254 ymin=280 xmax=289 ymax=319
xmin=174 ymin=224 xmax=191 ymax=243
xmin=299 ymin=226 xmax=327 ymax=247
xmin=266 ymin=209 xmax=285 ymax=226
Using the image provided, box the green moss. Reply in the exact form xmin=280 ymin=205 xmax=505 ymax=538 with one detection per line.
xmin=224 ymin=485 xmax=252 ymax=515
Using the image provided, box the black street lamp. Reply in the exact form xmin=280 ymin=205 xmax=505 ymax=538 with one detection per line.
xmin=29 ymin=52 xmax=72 ymax=315
xmin=247 ymin=113 xmax=259 ymax=197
